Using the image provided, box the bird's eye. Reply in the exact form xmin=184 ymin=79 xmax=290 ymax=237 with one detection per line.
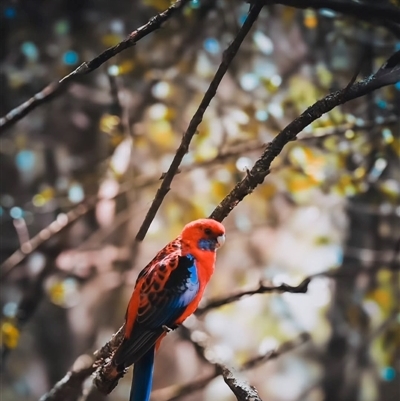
xmin=204 ymin=228 xmax=212 ymax=235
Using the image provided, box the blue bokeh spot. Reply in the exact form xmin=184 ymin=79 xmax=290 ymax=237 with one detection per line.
xmin=63 ymin=50 xmax=79 ymax=65
xmin=381 ymin=366 xmax=396 ymax=381
xmin=16 ymin=150 xmax=35 ymax=171
xmin=204 ymin=38 xmax=220 ymax=54
xmin=377 ymin=99 xmax=387 ymax=109
xmin=21 ymin=42 xmax=39 ymax=61
xmin=4 ymin=6 xmax=17 ymax=19
xmin=190 ymin=0 xmax=201 ymax=8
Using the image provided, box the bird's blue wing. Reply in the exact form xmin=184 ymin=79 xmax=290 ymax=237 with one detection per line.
xmin=113 ymin=253 xmax=199 ymax=369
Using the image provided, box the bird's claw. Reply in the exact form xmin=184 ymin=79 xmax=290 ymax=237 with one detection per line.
xmin=162 ymin=325 xmax=173 ymax=333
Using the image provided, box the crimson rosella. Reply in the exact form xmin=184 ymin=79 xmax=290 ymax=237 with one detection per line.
xmin=112 ymin=218 xmax=225 ymax=401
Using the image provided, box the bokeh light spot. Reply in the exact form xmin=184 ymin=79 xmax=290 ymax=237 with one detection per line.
xmin=4 ymin=7 xmax=17 ymax=19
xmin=3 ymin=303 xmax=18 ymax=318
xmin=253 ymin=31 xmax=274 ymax=55
xmin=240 ymin=73 xmax=259 ymax=91
xmin=381 ymin=367 xmax=396 ymax=381
xmin=63 ymin=50 xmax=79 ymax=65
xmin=15 ymin=150 xmax=35 ymax=171
xmin=10 ymin=207 xmax=23 ymax=219
xmin=204 ymin=38 xmax=220 ymax=54
xmin=152 ymin=81 xmax=171 ymax=99
xmin=108 ymin=65 xmax=120 ymax=76
xmin=255 ymin=109 xmax=268 ymax=121
xmin=68 ymin=184 xmax=84 ymax=203
xmin=21 ymin=42 xmax=39 ymax=61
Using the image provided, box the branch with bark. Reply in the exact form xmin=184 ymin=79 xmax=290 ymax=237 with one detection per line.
xmin=0 ymin=200 xmax=95 ymax=279
xmin=197 ymin=278 xmax=311 ymax=315
xmin=39 ymin=326 xmax=125 ymax=401
xmin=134 ymin=0 xmax=264 ymax=242
xmin=0 ymin=0 xmax=191 ymax=134
xmin=209 ymin=50 xmax=400 ymax=221
xmin=52 ymin=261 xmax=396 ymax=400
xmin=2 ymin=0 xmax=399 ymax=135
xmin=151 ymin=333 xmax=310 ymax=401
xmin=2 ymin=111 xmax=396 ymax=278
xmin=221 ymin=365 xmax=263 ymax=401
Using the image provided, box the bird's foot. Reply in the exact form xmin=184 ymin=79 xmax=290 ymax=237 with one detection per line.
xmin=162 ymin=324 xmax=176 ymax=333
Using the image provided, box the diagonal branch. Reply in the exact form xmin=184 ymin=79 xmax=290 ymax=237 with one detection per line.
xmin=2 ymin=111 xmax=396 ymax=277
xmin=38 ymin=326 xmax=125 ymax=401
xmin=134 ymin=0 xmax=264 ymax=242
xmin=0 ymin=199 xmax=96 ymax=279
xmin=209 ymin=50 xmax=400 ymax=222
xmin=151 ymin=333 xmax=310 ymax=401
xmin=221 ymin=365 xmax=263 ymax=401
xmin=0 ymin=0 xmax=190 ymax=134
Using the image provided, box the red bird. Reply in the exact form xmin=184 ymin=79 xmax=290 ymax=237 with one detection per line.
xmin=112 ymin=218 xmax=225 ymax=401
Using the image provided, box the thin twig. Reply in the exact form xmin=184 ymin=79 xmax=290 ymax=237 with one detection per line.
xmin=134 ymin=1 xmax=264 ymax=242
xmin=197 ymin=278 xmax=311 ymax=315
xmin=197 ymin=264 xmax=400 ymax=318
xmin=0 ymin=0 xmax=190 ymax=133
xmin=0 ymin=200 xmax=95 ymax=279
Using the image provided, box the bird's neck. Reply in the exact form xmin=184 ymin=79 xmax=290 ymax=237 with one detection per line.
xmin=181 ymin=239 xmax=216 ymax=284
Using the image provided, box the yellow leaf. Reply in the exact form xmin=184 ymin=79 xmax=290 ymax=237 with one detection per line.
xmin=1 ymin=321 xmax=20 ymax=349
xmin=102 ymin=34 xmax=123 ymax=47
xmin=304 ymin=10 xmax=318 ymax=29
xmin=100 ymin=114 xmax=121 ymax=135
xmin=148 ymin=120 xmax=176 ymax=149
xmin=211 ymin=180 xmax=230 ymax=201
xmin=144 ymin=0 xmax=172 ymax=11
xmin=118 ymin=60 xmax=135 ymax=75
xmin=49 ymin=281 xmax=66 ymax=306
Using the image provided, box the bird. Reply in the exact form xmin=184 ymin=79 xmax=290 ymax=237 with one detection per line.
xmin=111 ymin=218 xmax=225 ymax=401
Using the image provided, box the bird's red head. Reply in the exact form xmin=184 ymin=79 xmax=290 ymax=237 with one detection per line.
xmin=181 ymin=219 xmax=225 ymax=252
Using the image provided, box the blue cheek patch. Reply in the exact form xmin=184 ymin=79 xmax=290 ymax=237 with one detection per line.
xmin=198 ymin=239 xmax=216 ymax=251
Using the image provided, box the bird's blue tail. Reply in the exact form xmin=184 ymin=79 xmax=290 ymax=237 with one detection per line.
xmin=129 ymin=345 xmax=155 ymax=401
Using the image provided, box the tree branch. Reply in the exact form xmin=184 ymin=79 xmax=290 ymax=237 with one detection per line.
xmin=209 ymin=50 xmax=400 ymax=221
xmin=0 ymin=199 xmax=96 ymax=279
xmin=198 ymin=261 xmax=400 ymax=318
xmin=221 ymin=365 xmax=263 ymax=401
xmin=4 ymin=110 xmax=395 ymax=278
xmin=39 ymin=326 xmax=125 ymax=401
xmin=0 ymin=0 xmax=190 ymax=134
xmin=197 ymin=278 xmax=311 ymax=315
xmin=37 ymin=259 xmax=392 ymax=401
xmin=266 ymin=0 xmax=400 ymax=28
xmin=134 ymin=0 xmax=264 ymax=242
xmin=151 ymin=333 xmax=310 ymax=401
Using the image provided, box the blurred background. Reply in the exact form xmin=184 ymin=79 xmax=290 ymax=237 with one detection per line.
xmin=0 ymin=1 xmax=399 ymax=401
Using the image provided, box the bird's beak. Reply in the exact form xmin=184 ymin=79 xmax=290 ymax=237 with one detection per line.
xmin=216 ymin=234 xmax=226 ymax=248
